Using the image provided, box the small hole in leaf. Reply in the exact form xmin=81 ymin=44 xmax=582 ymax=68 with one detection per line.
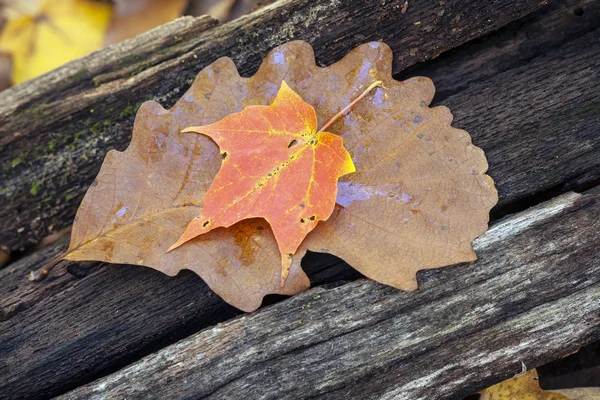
xmin=300 ymin=218 xmax=305 ymax=223
xmin=574 ymin=7 xmax=584 ymax=16
xmin=221 ymin=152 xmax=228 ymax=159
xmin=288 ymin=139 xmax=297 ymax=148
xmin=203 ymin=221 xmax=209 ymax=227
xmin=309 ymin=215 xmax=316 ymax=221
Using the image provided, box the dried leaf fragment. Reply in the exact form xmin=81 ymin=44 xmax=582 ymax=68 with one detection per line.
xmin=480 ymin=369 xmax=574 ymax=400
xmin=169 ymin=81 xmax=357 ymax=284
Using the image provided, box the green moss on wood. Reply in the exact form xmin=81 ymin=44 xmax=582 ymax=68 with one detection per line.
xmin=130 ymin=61 xmax=150 ymax=77
xmin=120 ymin=104 xmax=136 ymax=119
xmin=30 ymin=180 xmax=42 ymax=196
xmin=11 ymin=157 xmax=23 ymax=168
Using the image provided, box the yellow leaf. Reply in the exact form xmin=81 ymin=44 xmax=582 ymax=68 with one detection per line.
xmin=0 ymin=0 xmax=112 ymax=84
xmin=480 ymin=369 xmax=574 ymax=400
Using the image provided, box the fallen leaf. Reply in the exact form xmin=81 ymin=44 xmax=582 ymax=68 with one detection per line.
xmin=553 ymin=388 xmax=600 ymax=400
xmin=169 ymin=80 xmax=364 ymax=284
xmin=0 ymin=0 xmax=112 ymax=84
xmin=289 ymin=43 xmax=497 ymax=290
xmin=104 ymin=0 xmax=188 ymax=45
xmin=43 ymin=41 xmax=496 ymax=311
xmin=480 ymin=369 xmax=574 ymax=400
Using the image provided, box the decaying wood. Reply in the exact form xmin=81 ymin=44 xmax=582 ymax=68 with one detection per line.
xmin=0 ymin=0 xmax=550 ymax=251
xmin=401 ymin=0 xmax=599 ymax=103
xmin=57 ymin=193 xmax=600 ymax=399
xmin=2 ymin=2 xmax=599 ymax=398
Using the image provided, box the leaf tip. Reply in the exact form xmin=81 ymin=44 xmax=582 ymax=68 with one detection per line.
xmin=166 ymin=242 xmax=182 ymax=253
xmin=181 ymin=126 xmax=199 ymax=134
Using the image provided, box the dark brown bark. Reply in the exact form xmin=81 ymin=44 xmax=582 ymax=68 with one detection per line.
xmin=0 ymin=0 xmax=549 ymax=251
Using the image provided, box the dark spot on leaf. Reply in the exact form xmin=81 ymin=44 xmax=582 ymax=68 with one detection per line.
xmin=300 ymin=218 xmax=305 ymax=223
xmin=414 ymin=115 xmax=422 ymax=124
xmin=257 ymin=226 xmax=264 ymax=231
xmin=417 ymin=133 xmax=424 ymax=139
xmin=309 ymin=215 xmax=316 ymax=221
xmin=204 ymin=92 xmax=212 ymax=100
xmin=288 ymin=139 xmax=297 ymax=148
xmin=420 ymin=100 xmax=427 ymax=107
xmin=221 ymin=152 xmax=228 ymax=159
xmin=299 ymin=202 xmax=305 ymax=208
xmin=203 ymin=221 xmax=210 ymax=227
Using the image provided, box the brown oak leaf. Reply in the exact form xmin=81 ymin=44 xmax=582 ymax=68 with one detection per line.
xmin=54 ymin=41 xmax=497 ymax=311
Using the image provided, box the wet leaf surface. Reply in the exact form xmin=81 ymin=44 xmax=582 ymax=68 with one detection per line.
xmin=62 ymin=41 xmax=497 ymax=311
xmin=169 ymin=81 xmax=356 ymax=285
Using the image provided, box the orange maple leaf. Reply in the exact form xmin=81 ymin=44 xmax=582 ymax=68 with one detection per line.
xmin=169 ymin=81 xmax=380 ymax=284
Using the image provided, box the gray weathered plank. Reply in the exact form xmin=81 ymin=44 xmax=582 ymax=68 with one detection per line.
xmin=57 ymin=193 xmax=600 ymax=400
xmin=0 ymin=0 xmax=549 ymax=251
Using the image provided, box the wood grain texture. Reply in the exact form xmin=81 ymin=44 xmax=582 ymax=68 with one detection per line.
xmin=57 ymin=193 xmax=600 ymax=400
xmin=2 ymin=2 xmax=599 ymax=398
xmin=400 ymin=0 xmax=600 ymax=103
xmin=0 ymin=0 xmax=549 ymax=251
xmin=442 ymin=24 xmax=600 ymax=219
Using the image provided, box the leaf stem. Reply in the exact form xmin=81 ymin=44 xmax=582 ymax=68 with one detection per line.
xmin=29 ymin=253 xmax=65 ymax=282
xmin=317 ymin=80 xmax=383 ymax=134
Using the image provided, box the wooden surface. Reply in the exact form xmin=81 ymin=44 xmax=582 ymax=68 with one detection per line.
xmin=58 ymin=193 xmax=600 ymax=399
xmin=1 ymin=0 xmax=599 ymax=399
xmin=0 ymin=0 xmax=549 ymax=252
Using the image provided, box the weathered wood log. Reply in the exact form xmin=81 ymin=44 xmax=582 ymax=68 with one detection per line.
xmin=0 ymin=0 xmax=550 ymax=251
xmin=2 ymin=2 xmax=599 ymax=398
xmin=57 ymin=192 xmax=600 ymax=399
xmin=401 ymin=0 xmax=599 ymax=103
